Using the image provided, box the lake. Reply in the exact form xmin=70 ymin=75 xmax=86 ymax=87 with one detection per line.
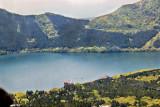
xmin=0 ymin=52 xmax=160 ymax=93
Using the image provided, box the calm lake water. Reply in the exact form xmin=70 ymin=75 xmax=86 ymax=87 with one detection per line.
xmin=0 ymin=52 xmax=160 ymax=93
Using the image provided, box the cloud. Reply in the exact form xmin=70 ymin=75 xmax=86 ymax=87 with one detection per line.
xmin=0 ymin=0 xmax=140 ymax=18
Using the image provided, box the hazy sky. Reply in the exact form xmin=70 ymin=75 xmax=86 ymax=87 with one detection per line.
xmin=0 ymin=0 xmax=140 ymax=18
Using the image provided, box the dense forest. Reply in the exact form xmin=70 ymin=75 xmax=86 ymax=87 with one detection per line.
xmin=0 ymin=0 xmax=160 ymax=54
xmin=10 ymin=68 xmax=160 ymax=107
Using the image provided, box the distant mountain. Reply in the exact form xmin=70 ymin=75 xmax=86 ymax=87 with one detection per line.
xmin=0 ymin=0 xmax=160 ymax=53
xmin=89 ymin=0 xmax=160 ymax=33
xmin=0 ymin=10 xmax=88 ymax=51
xmin=0 ymin=9 xmax=129 ymax=51
xmin=88 ymin=0 xmax=160 ymax=48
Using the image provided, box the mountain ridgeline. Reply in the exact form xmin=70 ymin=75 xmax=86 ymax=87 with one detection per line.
xmin=0 ymin=0 xmax=160 ymax=52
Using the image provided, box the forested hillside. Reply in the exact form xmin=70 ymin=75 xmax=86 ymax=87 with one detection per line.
xmin=10 ymin=68 xmax=160 ymax=107
xmin=89 ymin=0 xmax=160 ymax=34
xmin=88 ymin=0 xmax=160 ymax=49
xmin=0 ymin=0 xmax=160 ymax=53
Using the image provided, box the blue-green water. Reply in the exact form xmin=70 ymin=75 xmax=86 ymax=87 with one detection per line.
xmin=0 ymin=52 xmax=160 ymax=93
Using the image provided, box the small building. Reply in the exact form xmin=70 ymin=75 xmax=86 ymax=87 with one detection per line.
xmin=156 ymin=87 xmax=160 ymax=91
xmin=89 ymin=80 xmax=95 ymax=83
xmin=99 ymin=105 xmax=111 ymax=107
xmin=100 ymin=75 xmax=109 ymax=79
xmin=10 ymin=104 xmax=19 ymax=107
xmin=64 ymin=82 xmax=74 ymax=86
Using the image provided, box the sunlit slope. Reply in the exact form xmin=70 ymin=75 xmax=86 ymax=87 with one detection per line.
xmin=89 ymin=0 xmax=160 ymax=49
xmin=89 ymin=0 xmax=160 ymax=34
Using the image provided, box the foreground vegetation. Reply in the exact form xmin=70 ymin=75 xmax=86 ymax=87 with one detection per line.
xmin=0 ymin=50 xmax=7 ymax=55
xmin=10 ymin=68 xmax=160 ymax=107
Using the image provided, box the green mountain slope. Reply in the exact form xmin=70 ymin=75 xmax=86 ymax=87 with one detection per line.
xmin=0 ymin=0 xmax=160 ymax=53
xmin=89 ymin=0 xmax=160 ymax=34
xmin=88 ymin=0 xmax=160 ymax=49
xmin=35 ymin=14 xmax=59 ymax=39
xmin=10 ymin=68 xmax=160 ymax=106
xmin=0 ymin=9 xmax=130 ymax=52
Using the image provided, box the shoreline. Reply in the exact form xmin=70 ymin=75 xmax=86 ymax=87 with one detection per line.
xmin=1 ymin=47 xmax=160 ymax=56
xmin=8 ymin=68 xmax=160 ymax=93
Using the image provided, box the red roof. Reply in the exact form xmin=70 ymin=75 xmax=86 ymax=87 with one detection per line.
xmin=64 ymin=82 xmax=74 ymax=86
xmin=89 ymin=80 xmax=95 ymax=83
xmin=100 ymin=75 xmax=109 ymax=79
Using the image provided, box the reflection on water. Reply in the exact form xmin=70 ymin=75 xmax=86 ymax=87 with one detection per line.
xmin=0 ymin=52 xmax=160 ymax=92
